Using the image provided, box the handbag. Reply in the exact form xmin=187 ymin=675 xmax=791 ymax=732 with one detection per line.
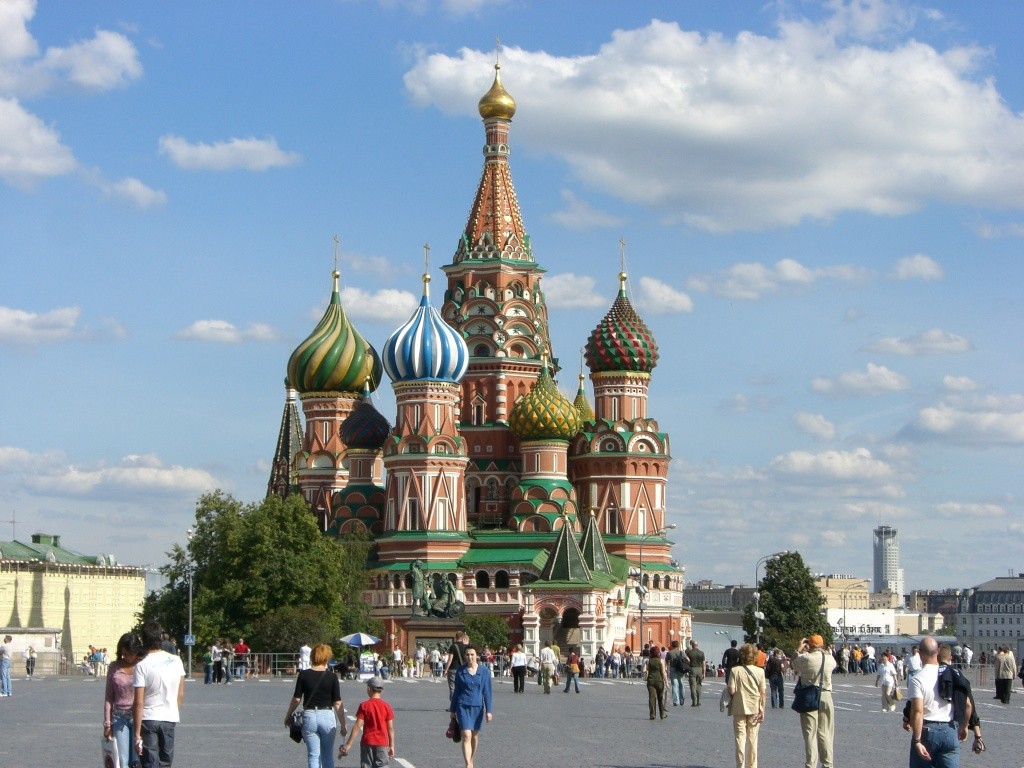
xmin=288 ymin=711 xmax=304 ymax=743
xmin=791 ymin=651 xmax=826 ymax=713
xmin=446 ymin=716 xmax=462 ymax=743
xmin=720 ymin=684 xmax=733 ymax=714
xmin=893 ymin=684 xmax=903 ymax=701
xmin=102 ymin=735 xmax=119 ymax=768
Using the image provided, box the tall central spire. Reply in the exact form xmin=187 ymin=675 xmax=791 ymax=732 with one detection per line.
xmin=455 ymin=62 xmax=531 ymax=264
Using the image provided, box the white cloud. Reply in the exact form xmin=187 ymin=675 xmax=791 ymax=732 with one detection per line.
xmin=688 ymin=258 xmax=869 ymax=300
xmin=934 ymin=501 xmax=1006 ymax=519
xmin=404 ymin=8 xmax=1024 ymax=231
xmin=811 ymin=363 xmax=911 ymax=396
xmin=174 ymin=320 xmax=277 ymax=343
xmin=794 ymin=412 xmax=836 ymax=441
xmin=340 ymin=287 xmax=419 ymax=322
xmin=158 ymin=135 xmax=301 ymax=171
xmin=548 ymin=190 xmax=626 ymax=230
xmin=541 ymin=273 xmax=606 ymax=309
xmin=902 ymin=392 xmax=1024 ymax=445
xmin=0 ymin=304 xmax=82 ymax=344
xmin=942 ymin=375 xmax=980 ymax=392
xmin=100 ymin=176 xmax=167 ymax=208
xmin=861 ymin=328 xmax=970 ymax=355
xmin=39 ymin=29 xmax=142 ymax=90
xmin=975 ymin=221 xmax=1024 ymax=239
xmin=635 ymin=276 xmax=692 ymax=314
xmin=346 ymin=252 xmax=403 ymax=280
xmin=0 ymin=97 xmax=76 ymax=186
xmin=770 ymin=447 xmax=895 ymax=481
xmin=891 ymin=253 xmax=943 ymax=280
xmin=0 ymin=0 xmax=39 ymax=62
xmin=441 ymin=0 xmax=510 ymax=14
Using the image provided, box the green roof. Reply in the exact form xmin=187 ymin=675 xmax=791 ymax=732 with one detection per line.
xmin=373 ymin=560 xmax=461 ymax=572
xmin=0 ymin=535 xmax=115 ymax=566
xmin=539 ymin=524 xmax=591 ymax=583
xmin=459 ymin=547 xmax=549 ymax=568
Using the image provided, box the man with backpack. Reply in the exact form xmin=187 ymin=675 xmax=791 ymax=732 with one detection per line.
xmin=666 ymin=640 xmax=690 ymax=706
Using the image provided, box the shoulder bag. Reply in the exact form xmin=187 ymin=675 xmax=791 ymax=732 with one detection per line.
xmin=791 ymin=651 xmax=825 ymax=713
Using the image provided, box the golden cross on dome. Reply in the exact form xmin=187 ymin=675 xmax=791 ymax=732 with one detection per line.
xmin=422 ymin=242 xmax=431 ymax=292
xmin=618 ymin=237 xmax=628 ymax=291
xmin=495 ymin=36 xmax=502 ymax=68
xmin=333 ymin=234 xmax=340 ymax=271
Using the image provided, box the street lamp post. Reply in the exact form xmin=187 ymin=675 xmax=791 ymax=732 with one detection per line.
xmin=841 ymin=579 xmax=870 ymax=640
xmin=754 ymin=551 xmax=788 ymax=648
xmin=186 ymin=527 xmax=194 ymax=679
xmin=634 ymin=523 xmax=677 ymax=654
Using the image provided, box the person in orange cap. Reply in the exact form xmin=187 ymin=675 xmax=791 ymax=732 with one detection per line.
xmin=793 ymin=634 xmax=837 ymax=768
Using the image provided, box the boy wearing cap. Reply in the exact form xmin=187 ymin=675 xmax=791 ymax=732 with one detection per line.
xmin=339 ymin=676 xmax=395 ymax=768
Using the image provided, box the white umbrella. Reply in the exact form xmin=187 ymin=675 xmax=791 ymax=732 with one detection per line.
xmin=339 ymin=632 xmax=381 ymax=647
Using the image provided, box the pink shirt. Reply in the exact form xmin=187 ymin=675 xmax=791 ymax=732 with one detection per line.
xmin=104 ymin=661 xmax=135 ymax=726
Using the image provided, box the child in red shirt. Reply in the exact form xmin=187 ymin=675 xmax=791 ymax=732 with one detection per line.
xmin=339 ymin=675 xmax=395 ymax=767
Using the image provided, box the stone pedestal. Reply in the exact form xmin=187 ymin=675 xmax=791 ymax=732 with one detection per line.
xmin=403 ymin=618 xmax=466 ymax=658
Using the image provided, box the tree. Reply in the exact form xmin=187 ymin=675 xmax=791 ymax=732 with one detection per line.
xmin=463 ymin=613 xmax=510 ymax=651
xmin=141 ymin=491 xmax=374 ymax=650
xmin=252 ymin=605 xmax=338 ymax=653
xmin=742 ymin=551 xmax=831 ymax=653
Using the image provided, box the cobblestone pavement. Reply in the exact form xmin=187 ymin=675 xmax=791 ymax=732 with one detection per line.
xmin=2 ymin=670 xmax=1021 ymax=768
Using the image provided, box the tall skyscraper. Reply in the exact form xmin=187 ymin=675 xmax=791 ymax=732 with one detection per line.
xmin=873 ymin=525 xmax=905 ymax=598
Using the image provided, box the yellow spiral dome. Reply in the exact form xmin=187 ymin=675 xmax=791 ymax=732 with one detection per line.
xmin=509 ymin=366 xmax=582 ymax=441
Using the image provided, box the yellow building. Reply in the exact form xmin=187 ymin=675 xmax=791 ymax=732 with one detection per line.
xmin=815 ymin=575 xmax=870 ymax=611
xmin=0 ymin=533 xmax=146 ymax=669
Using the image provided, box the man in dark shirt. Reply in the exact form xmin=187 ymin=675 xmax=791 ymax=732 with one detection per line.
xmin=765 ymin=648 xmax=786 ymax=708
xmin=686 ymin=641 xmax=706 ymax=706
xmin=722 ymin=640 xmax=740 ymax=681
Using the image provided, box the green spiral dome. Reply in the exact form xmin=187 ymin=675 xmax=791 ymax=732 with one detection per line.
xmin=287 ymin=271 xmax=382 ymax=395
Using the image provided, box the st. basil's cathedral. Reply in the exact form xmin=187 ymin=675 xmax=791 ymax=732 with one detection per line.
xmin=267 ymin=64 xmax=688 ymax=659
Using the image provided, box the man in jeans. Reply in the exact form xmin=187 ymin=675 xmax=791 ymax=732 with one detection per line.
xmin=133 ymin=621 xmax=186 ymax=768
xmin=0 ymin=635 xmax=13 ymax=697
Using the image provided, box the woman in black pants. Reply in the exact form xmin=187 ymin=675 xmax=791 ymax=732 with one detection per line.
xmin=510 ymin=644 xmax=527 ymax=693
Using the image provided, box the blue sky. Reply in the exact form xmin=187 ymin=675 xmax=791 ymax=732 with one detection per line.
xmin=1 ymin=0 xmax=1021 ymax=591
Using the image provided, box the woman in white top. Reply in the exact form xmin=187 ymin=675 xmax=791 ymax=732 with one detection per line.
xmin=510 ymin=644 xmax=528 ymax=694
xmin=875 ymin=654 xmax=898 ymax=711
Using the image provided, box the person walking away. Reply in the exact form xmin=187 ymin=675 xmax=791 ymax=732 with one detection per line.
xmin=104 ymin=632 xmax=143 ymax=768
xmin=444 ymin=632 xmax=469 ymax=700
xmin=133 ymin=621 xmax=186 ymax=768
xmin=202 ymin=646 xmax=214 ymax=685
xmin=562 ymin=647 xmax=581 ymax=694
xmin=686 ymin=640 xmax=706 ymax=706
xmin=908 ymin=636 xmax=969 ymax=768
xmin=729 ymin=643 xmax=767 ymax=768
xmin=876 ymin=652 xmax=898 ymax=712
xmin=510 ymin=644 xmax=527 ymax=693
xmin=233 ymin=638 xmax=250 ymax=681
xmin=666 ymin=640 xmax=689 ymax=707
xmin=449 ymin=646 xmax=493 ymax=768
xmin=793 ymin=634 xmax=836 ymax=768
xmin=722 ymin=640 xmax=740 ymax=682
xmin=765 ymin=649 xmax=785 ymax=708
xmin=25 ymin=645 xmax=37 ymax=679
xmin=285 ymin=643 xmax=346 ymax=768
xmin=339 ymin=675 xmax=394 ymax=768
xmin=538 ymin=641 xmax=557 ymax=694
xmin=0 ymin=636 xmax=13 ymax=697
xmin=645 ymin=648 xmax=669 ymax=720
xmin=299 ymin=643 xmax=312 ymax=672
xmin=994 ymin=646 xmax=1016 ymax=704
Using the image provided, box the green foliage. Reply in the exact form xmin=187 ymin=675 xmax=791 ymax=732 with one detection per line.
xmin=141 ymin=491 xmax=373 ymax=649
xmin=742 ymin=551 xmax=831 ymax=652
xmin=463 ymin=612 xmax=511 ymax=651
xmin=252 ymin=605 xmax=339 ymax=654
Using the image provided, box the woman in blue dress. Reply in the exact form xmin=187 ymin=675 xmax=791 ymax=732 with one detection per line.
xmin=448 ymin=645 xmax=494 ymax=768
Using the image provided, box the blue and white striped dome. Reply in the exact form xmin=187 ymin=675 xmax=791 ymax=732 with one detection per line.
xmin=383 ymin=276 xmax=469 ymax=383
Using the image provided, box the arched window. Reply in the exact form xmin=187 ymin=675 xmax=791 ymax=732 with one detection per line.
xmin=495 ymin=570 xmax=510 ymax=588
xmin=475 ymin=570 xmax=491 ymax=588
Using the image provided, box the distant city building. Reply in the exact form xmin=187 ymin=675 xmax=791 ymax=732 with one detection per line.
xmin=955 ymin=574 xmax=1024 ymax=657
xmin=873 ymin=525 xmax=905 ymax=602
xmin=0 ymin=533 xmax=146 ymax=667
xmin=814 ymin=575 xmax=869 ymax=611
xmin=685 ymin=581 xmax=756 ymax=611
xmin=909 ymin=588 xmax=965 ymax=627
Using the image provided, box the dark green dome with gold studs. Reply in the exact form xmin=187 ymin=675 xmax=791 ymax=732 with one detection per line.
xmin=509 ymin=366 xmax=583 ymax=441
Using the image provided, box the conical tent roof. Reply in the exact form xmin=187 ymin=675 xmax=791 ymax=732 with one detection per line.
xmin=539 ymin=523 xmax=592 ymax=583
xmin=578 ymin=514 xmax=612 ymax=575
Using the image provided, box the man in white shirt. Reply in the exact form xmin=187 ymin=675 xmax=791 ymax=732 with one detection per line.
xmin=298 ymin=643 xmax=311 ymax=671
xmin=0 ymin=635 xmax=13 ymax=697
xmin=908 ymin=636 xmax=967 ymax=768
xmin=908 ymin=646 xmax=923 ymax=679
xmin=539 ymin=641 xmax=557 ymax=694
xmin=133 ymin=621 xmax=186 ymax=768
xmin=414 ymin=644 xmax=426 ymax=677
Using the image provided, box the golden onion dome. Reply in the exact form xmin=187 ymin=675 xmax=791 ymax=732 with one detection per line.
xmin=510 ymin=366 xmax=582 ymax=442
xmin=478 ymin=63 xmax=516 ymax=120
